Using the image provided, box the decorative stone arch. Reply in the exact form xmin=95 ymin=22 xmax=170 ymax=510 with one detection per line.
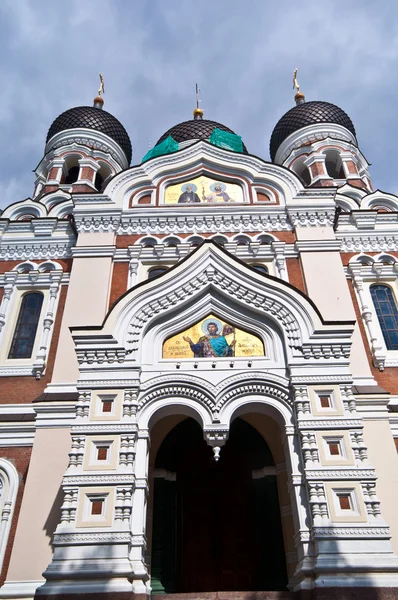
xmin=138 ymin=395 xmax=213 ymax=432
xmin=2 ymin=198 xmax=47 ymax=221
xmin=0 ymin=459 xmax=19 ymax=574
xmin=335 ymin=193 xmax=358 ymax=213
xmin=105 ymin=141 xmax=304 ymax=209
xmin=360 ymin=190 xmax=398 ymax=212
xmin=72 ymin=241 xmax=354 ymax=375
xmin=40 ymin=189 xmax=71 ymax=212
xmin=338 ymin=183 xmax=366 ymax=204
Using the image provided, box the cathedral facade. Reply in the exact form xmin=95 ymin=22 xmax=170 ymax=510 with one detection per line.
xmin=0 ymin=86 xmax=397 ymax=600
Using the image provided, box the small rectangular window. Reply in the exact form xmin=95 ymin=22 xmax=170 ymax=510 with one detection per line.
xmin=90 ymin=499 xmax=104 ymax=515
xmin=338 ymin=494 xmax=351 ymax=510
xmin=319 ymin=395 xmax=331 ymax=408
xmin=328 ymin=441 xmax=340 ymax=456
xmin=97 ymin=446 xmax=108 ymax=461
xmin=101 ymin=399 xmax=113 ymax=413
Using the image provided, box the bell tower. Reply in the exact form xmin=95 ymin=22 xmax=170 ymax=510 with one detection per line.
xmin=33 ymin=76 xmax=132 ymax=198
xmin=270 ymin=71 xmax=372 ymax=190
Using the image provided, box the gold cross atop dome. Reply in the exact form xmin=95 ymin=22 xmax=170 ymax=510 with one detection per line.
xmin=293 ymin=68 xmax=305 ymax=105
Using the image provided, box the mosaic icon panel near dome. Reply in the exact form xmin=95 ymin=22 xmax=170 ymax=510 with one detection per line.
xmin=163 ymin=314 xmax=265 ymax=359
xmin=164 ymin=176 xmax=244 ymax=204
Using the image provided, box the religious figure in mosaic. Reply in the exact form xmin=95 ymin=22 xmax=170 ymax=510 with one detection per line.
xmin=162 ymin=314 xmax=264 ymax=359
xmin=178 ymin=183 xmax=201 ymax=204
xmin=203 ymin=182 xmax=234 ymax=203
xmin=183 ymin=318 xmax=235 ymax=357
xmin=164 ymin=176 xmax=244 ymax=204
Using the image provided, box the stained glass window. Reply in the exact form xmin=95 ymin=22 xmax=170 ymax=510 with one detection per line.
xmin=370 ymin=285 xmax=398 ymax=350
xmin=8 ymin=293 xmax=43 ymax=359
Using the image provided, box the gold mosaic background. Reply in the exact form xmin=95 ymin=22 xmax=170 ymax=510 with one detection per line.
xmin=164 ymin=176 xmax=244 ymax=204
xmin=163 ymin=314 xmax=264 ymax=359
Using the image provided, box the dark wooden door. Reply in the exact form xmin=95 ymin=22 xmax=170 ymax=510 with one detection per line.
xmin=152 ymin=417 xmax=288 ymax=594
xmin=177 ymin=433 xmax=254 ymax=592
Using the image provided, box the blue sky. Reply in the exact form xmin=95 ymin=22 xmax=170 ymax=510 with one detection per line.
xmin=1 ymin=0 xmax=398 ymax=210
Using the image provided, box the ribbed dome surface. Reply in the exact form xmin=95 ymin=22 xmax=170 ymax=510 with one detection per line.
xmin=46 ymin=106 xmax=132 ymax=163
xmin=270 ymin=101 xmax=356 ymax=161
xmin=157 ymin=119 xmax=247 ymax=152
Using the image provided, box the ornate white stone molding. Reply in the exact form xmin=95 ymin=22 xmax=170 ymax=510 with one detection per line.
xmin=0 ymin=264 xmax=65 ymax=378
xmin=0 ymin=459 xmax=19 ymax=575
xmin=347 ymin=260 xmax=397 ymax=370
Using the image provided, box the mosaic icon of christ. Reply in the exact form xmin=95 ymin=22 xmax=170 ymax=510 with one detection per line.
xmin=183 ymin=318 xmax=235 ymax=358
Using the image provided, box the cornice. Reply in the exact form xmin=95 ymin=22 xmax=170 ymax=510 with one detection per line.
xmin=275 ymin=123 xmax=357 ymax=165
xmin=117 ymin=209 xmax=292 ymax=235
xmin=336 ymin=211 xmax=398 ymax=230
xmin=0 ymin=243 xmax=73 ymax=260
xmin=305 ymin=468 xmax=376 ymax=480
xmin=71 ymin=245 xmax=116 ymax=258
xmin=338 ymin=235 xmax=398 ymax=253
xmin=295 ymin=240 xmax=342 ymax=252
xmin=45 ymin=128 xmax=129 ymax=170
xmin=287 ymin=207 xmax=336 ymax=228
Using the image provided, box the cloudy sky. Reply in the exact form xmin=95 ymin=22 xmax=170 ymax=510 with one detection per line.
xmin=0 ymin=0 xmax=398 ymax=210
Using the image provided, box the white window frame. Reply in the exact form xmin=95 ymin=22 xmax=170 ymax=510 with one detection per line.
xmin=348 ymin=258 xmax=398 ymax=370
xmin=0 ymin=262 xmax=67 ymax=378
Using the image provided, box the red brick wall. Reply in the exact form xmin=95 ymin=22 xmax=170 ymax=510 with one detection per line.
xmin=0 ymin=285 xmax=67 ymax=404
xmin=0 ymin=447 xmax=32 ymax=585
xmin=286 ymin=258 xmax=307 ymax=294
xmin=109 ymin=263 xmax=129 ymax=309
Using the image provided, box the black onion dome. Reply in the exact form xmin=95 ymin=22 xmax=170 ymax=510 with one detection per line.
xmin=46 ymin=106 xmax=132 ymax=163
xmin=157 ymin=119 xmax=248 ymax=152
xmin=270 ymin=101 xmax=356 ymax=161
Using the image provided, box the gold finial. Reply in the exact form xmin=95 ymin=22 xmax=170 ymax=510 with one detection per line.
xmin=293 ymin=68 xmax=305 ymax=105
xmin=93 ymin=73 xmax=105 ymax=108
xmin=193 ymin=83 xmax=203 ymax=119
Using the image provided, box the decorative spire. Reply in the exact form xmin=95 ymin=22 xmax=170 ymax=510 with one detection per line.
xmin=293 ymin=68 xmax=305 ymax=105
xmin=193 ymin=82 xmax=204 ymax=120
xmin=93 ymin=73 xmax=105 ymax=109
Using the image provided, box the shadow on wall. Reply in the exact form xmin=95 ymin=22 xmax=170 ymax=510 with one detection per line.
xmin=43 ymin=485 xmax=64 ymax=546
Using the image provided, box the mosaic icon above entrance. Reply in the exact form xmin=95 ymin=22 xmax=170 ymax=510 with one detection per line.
xmin=162 ymin=314 xmax=264 ymax=358
xmin=164 ymin=175 xmax=245 ymax=204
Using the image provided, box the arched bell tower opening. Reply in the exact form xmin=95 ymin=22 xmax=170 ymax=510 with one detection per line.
xmin=148 ymin=414 xmax=288 ymax=595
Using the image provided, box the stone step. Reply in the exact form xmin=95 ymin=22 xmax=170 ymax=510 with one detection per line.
xmin=155 ymin=592 xmax=295 ymax=600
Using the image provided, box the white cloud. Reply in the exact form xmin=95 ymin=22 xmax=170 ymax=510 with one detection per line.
xmin=1 ymin=0 xmax=398 ymax=209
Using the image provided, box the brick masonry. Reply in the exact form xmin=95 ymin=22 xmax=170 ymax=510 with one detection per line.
xmin=0 ymin=446 xmax=32 ymax=586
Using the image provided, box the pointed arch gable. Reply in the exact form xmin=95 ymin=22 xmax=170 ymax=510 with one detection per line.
xmin=104 ymin=141 xmax=304 ymax=210
xmin=72 ymin=242 xmax=355 ymax=369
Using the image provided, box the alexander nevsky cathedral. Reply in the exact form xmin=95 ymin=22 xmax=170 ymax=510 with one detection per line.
xmin=0 ymin=72 xmax=397 ymax=600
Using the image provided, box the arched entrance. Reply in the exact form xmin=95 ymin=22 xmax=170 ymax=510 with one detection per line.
xmin=150 ymin=417 xmax=288 ymax=594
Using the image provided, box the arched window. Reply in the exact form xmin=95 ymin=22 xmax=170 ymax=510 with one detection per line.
xmin=370 ymin=285 xmax=398 ymax=350
xmin=148 ymin=267 xmax=168 ymax=280
xmin=8 ymin=292 xmax=44 ymax=359
xmin=94 ymin=172 xmax=104 ymax=192
xmin=324 ymin=150 xmax=345 ymax=179
xmin=293 ymin=161 xmax=311 ymax=186
xmin=252 ymin=264 xmax=269 ymax=275
xmin=64 ymin=166 xmax=79 ymax=185
xmin=0 ymin=460 xmax=18 ymax=574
